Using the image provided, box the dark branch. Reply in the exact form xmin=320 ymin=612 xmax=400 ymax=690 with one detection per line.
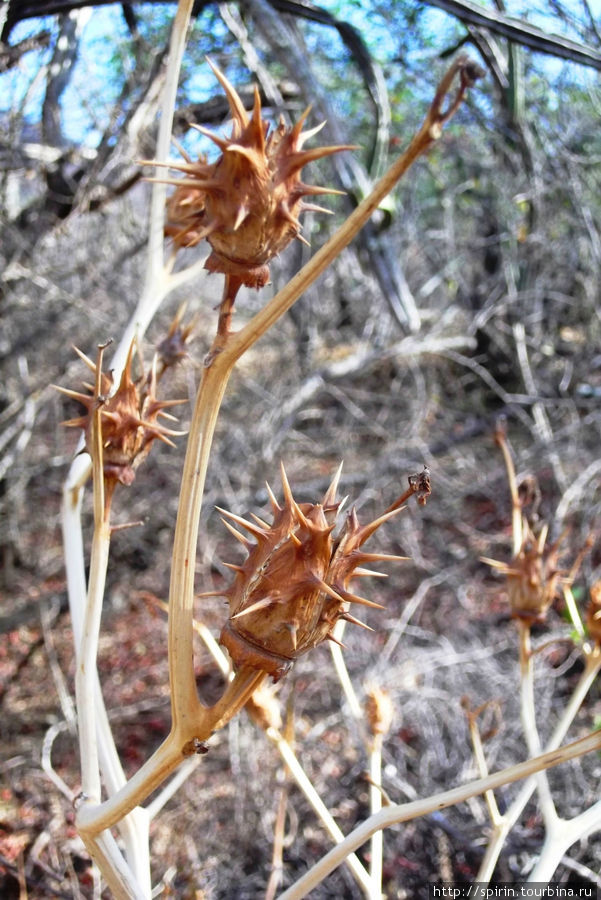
xmin=425 ymin=0 xmax=601 ymax=70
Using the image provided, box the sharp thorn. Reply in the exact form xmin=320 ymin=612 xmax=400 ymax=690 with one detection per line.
xmin=341 ymin=612 xmax=373 ymax=631
xmin=301 ymin=203 xmax=334 ymax=215
xmin=220 ymin=517 xmax=252 ymax=548
xmin=327 ymin=633 xmax=346 ymax=648
xmin=71 ymin=346 xmax=97 ymax=371
xmin=188 ymin=122 xmax=229 ymax=150
xmin=280 ymin=462 xmax=295 ymax=510
xmin=314 ymin=578 xmax=345 ymax=604
xmin=355 ymin=552 xmax=409 ymax=564
xmin=293 ymin=501 xmax=311 ymax=529
xmin=356 ymin=507 xmax=405 ymax=544
xmin=298 ymin=120 xmax=327 ymax=147
xmin=265 ymin=481 xmax=282 ymax=512
xmin=205 ymin=55 xmax=250 ymax=128
xmin=340 ymin=590 xmax=385 ymax=610
xmin=231 ymin=596 xmax=275 ymax=619
xmin=53 ymin=385 xmax=92 ymax=403
xmin=352 ymin=567 xmax=388 ymax=578
xmin=250 ymin=512 xmax=270 ymax=529
xmin=296 ymin=182 xmax=346 ymax=198
xmin=480 ymin=556 xmax=511 ymax=571
xmin=216 ymin=506 xmax=267 ymax=541
xmin=322 ymin=461 xmax=343 ymax=508
xmin=284 ymin=621 xmax=298 ymax=651
xmin=233 ymin=204 xmax=248 ymax=231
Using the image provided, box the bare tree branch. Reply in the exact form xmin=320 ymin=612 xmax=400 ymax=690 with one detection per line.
xmin=425 ymin=0 xmax=601 ymax=70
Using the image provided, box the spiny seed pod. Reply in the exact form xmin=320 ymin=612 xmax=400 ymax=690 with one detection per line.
xmin=202 ymin=464 xmax=411 ymax=682
xmin=148 ymin=60 xmax=351 ymax=288
xmin=586 ymin=581 xmax=601 ymax=645
xmin=56 ymin=341 xmax=185 ymax=488
xmin=482 ymin=523 xmax=564 ymax=624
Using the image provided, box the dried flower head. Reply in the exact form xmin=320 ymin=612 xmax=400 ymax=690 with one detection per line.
xmin=482 ymin=522 xmax=565 ymax=624
xmin=56 ymin=341 xmax=185 ymax=489
xmin=201 ymin=464 xmax=429 ymax=681
xmin=156 ymin=302 xmax=196 ymax=370
xmin=149 ymin=60 xmax=351 ymax=288
xmin=586 ymin=581 xmax=601 ymax=645
xmin=365 ymin=685 xmax=394 ymax=738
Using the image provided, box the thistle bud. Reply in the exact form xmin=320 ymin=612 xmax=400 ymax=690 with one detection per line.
xmin=149 ymin=60 xmax=351 ymax=288
xmin=207 ymin=464 xmax=410 ymax=681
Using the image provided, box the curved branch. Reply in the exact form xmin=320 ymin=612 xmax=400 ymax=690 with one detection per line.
xmin=426 ymin=0 xmax=601 ymax=70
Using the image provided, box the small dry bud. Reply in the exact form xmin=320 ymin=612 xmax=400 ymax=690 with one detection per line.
xmin=245 ymin=682 xmax=282 ymax=732
xmin=365 ymin=685 xmax=394 ymax=738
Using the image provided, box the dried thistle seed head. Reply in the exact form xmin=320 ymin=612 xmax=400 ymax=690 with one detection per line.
xmin=56 ymin=341 xmax=185 ymax=487
xmin=156 ymin=60 xmax=351 ymax=288
xmin=586 ymin=582 xmax=601 ymax=645
xmin=156 ymin=302 xmax=195 ymax=369
xmin=483 ymin=522 xmax=564 ymax=624
xmin=216 ymin=464 xmax=408 ymax=681
xmin=365 ymin=685 xmax=394 ymax=738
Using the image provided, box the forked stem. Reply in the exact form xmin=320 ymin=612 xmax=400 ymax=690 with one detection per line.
xmin=278 ymin=729 xmax=601 ymax=899
xmin=74 ymin=52 xmax=484 ymax=889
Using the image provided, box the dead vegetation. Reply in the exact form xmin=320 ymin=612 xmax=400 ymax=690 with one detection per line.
xmin=2 ymin=1 xmax=601 ymax=897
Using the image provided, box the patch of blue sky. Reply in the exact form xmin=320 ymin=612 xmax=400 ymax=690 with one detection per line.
xmin=59 ymin=7 xmax=130 ymax=146
xmin=0 ymin=17 xmax=54 ymax=128
xmin=2 ymin=0 xmax=599 ymax=150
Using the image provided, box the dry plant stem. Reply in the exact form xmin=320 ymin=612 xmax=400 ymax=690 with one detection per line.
xmin=225 ymin=57 xmax=481 ymax=364
xmin=563 ymin=585 xmax=586 ymax=639
xmin=82 ymin=830 xmax=146 ymax=900
xmin=77 ymin=345 xmax=110 ymax=804
xmin=265 ymin=726 xmax=376 ymax=897
xmin=166 ymin=54 xmax=478 ymax=756
xmin=67 ymin=7 xmax=194 ymax=894
xmin=167 ymin=351 xmax=238 ymax=729
xmin=527 ymin=793 xmax=601 ymax=883
xmin=75 ymin=348 xmax=152 ymax=895
xmin=278 ymin=729 xmax=601 ymax=900
xmin=77 ymin=664 xmax=264 ymax=836
xmin=185 ymin=605 xmax=377 ymax=895
xmin=495 ymin=423 xmax=522 ymax=554
xmin=467 ymin=709 xmax=502 ymax=826
xmin=188 ymin=610 xmax=377 ymax=894
xmin=62 ymin=484 xmax=150 ymax=888
xmin=518 ymin=621 xmax=558 ymax=825
xmin=329 ymin=623 xmax=362 ymax=719
xmin=75 ymin=53 xmax=480 ymax=873
xmin=368 ymin=734 xmax=384 ymax=895
xmin=265 ymin=784 xmax=288 ymax=900
xmin=477 ymin=646 xmax=601 ymax=883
